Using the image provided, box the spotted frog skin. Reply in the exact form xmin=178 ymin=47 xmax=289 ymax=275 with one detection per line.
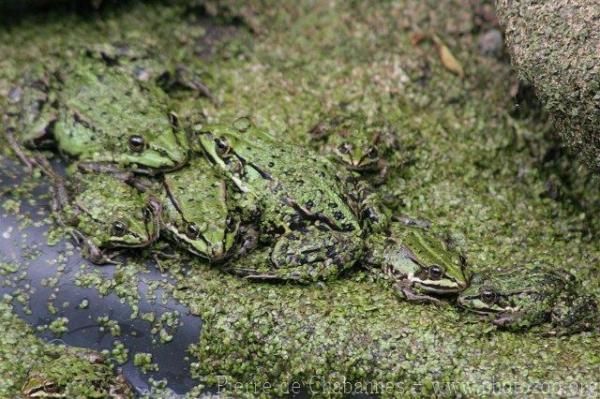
xmin=4 ymin=47 xmax=190 ymax=174
xmin=197 ymin=118 xmax=469 ymax=301
xmin=32 ymin=157 xmax=161 ymax=264
xmin=309 ymin=111 xmax=407 ymax=185
xmin=198 ymin=117 xmax=366 ymax=234
xmin=197 ymin=117 xmax=369 ymax=280
xmin=458 ymin=267 xmax=598 ymax=335
xmin=21 ymin=346 xmax=132 ymax=398
xmin=364 ymin=223 xmax=469 ymax=303
xmin=159 ymin=157 xmax=254 ymax=262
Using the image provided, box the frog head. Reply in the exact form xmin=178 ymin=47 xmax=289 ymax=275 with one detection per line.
xmin=22 ymin=372 xmax=64 ymax=398
xmin=21 ymin=347 xmax=132 ymax=398
xmin=196 ymin=117 xmax=272 ymax=192
xmin=457 ymin=268 xmax=585 ymax=332
xmin=71 ymin=174 xmax=161 ymax=249
xmin=113 ymin=112 xmax=190 ymax=173
xmin=310 ymin=112 xmax=392 ymax=173
xmin=54 ymin=61 xmax=190 ymax=174
xmin=162 ymin=163 xmax=241 ymax=262
xmin=332 ymin=138 xmax=382 ymax=173
xmin=368 ymin=226 xmax=469 ymax=303
xmin=166 ymin=217 xmax=240 ymax=262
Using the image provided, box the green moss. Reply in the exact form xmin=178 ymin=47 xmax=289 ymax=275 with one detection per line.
xmin=0 ymin=0 xmax=598 ymax=397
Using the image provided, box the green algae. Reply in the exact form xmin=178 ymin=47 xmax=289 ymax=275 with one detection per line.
xmin=0 ymin=0 xmax=599 ymax=397
xmin=0 ymin=301 xmax=131 ymax=398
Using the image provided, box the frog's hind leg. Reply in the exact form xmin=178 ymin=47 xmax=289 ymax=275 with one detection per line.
xmin=545 ymin=294 xmax=599 ymax=336
xmin=77 ymin=231 xmax=120 ymax=265
xmin=226 ymin=228 xmax=364 ymax=283
xmin=4 ymin=123 xmax=36 ymax=171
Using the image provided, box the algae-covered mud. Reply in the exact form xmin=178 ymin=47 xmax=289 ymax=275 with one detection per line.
xmin=1 ymin=0 xmax=600 ymax=397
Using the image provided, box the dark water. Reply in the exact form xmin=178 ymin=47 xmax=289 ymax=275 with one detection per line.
xmin=0 ymin=158 xmax=202 ymax=396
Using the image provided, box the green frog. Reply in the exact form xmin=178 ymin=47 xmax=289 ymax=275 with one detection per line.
xmin=197 ymin=118 xmax=468 ymax=302
xmin=4 ymin=47 xmax=190 ymax=174
xmin=364 ymin=224 xmax=469 ymax=303
xmin=32 ymin=157 xmax=161 ymax=264
xmin=458 ymin=267 xmax=598 ymax=335
xmin=309 ymin=111 xmax=407 ymax=185
xmin=21 ymin=346 xmax=133 ymax=398
xmin=159 ymin=157 xmax=256 ymax=262
xmin=198 ymin=117 xmax=362 ymax=229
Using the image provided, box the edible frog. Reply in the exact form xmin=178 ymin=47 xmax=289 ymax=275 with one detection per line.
xmin=159 ymin=157 xmax=255 ymax=262
xmin=32 ymin=157 xmax=161 ymax=264
xmin=365 ymin=223 xmax=469 ymax=303
xmin=309 ymin=111 xmax=407 ymax=185
xmin=458 ymin=267 xmax=598 ymax=335
xmin=4 ymin=48 xmax=190 ymax=174
xmin=21 ymin=346 xmax=132 ymax=398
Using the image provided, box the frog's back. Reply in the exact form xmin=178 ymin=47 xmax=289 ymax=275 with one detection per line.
xmin=163 ymin=161 xmax=229 ymax=227
xmin=247 ymin=135 xmax=360 ymax=232
xmin=54 ymin=60 xmax=172 ymax=158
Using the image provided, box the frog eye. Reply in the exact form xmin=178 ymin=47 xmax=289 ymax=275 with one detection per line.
xmin=111 ymin=221 xmax=127 ymax=237
xmin=186 ymin=223 xmax=201 ymax=239
xmin=337 ymin=143 xmax=352 ymax=154
xmin=142 ymin=206 xmax=154 ymax=220
xmin=128 ymin=135 xmax=146 ymax=152
xmin=366 ymin=146 xmax=379 ymax=159
xmin=428 ymin=265 xmax=444 ymax=280
xmin=480 ymin=288 xmax=498 ymax=304
xmin=215 ymin=137 xmax=230 ymax=154
xmin=169 ymin=112 xmax=180 ymax=128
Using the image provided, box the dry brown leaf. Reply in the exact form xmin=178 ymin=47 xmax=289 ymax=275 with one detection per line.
xmin=432 ymin=34 xmax=464 ymax=78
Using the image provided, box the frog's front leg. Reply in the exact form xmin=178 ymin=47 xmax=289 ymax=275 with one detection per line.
xmin=344 ymin=178 xmax=388 ymax=234
xmin=4 ymin=124 xmax=36 ymax=171
xmin=226 ymin=228 xmax=364 ymax=283
xmin=75 ymin=162 xmax=156 ymax=192
xmin=71 ymin=229 xmax=120 ymax=265
xmin=394 ymin=280 xmax=443 ymax=305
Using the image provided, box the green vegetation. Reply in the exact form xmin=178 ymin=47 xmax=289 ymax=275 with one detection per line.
xmin=0 ymin=0 xmax=598 ymax=397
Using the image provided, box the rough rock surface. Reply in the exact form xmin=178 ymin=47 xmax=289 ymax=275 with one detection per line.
xmin=496 ymin=0 xmax=600 ymax=172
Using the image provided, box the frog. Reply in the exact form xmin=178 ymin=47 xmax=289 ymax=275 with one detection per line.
xmin=309 ymin=110 xmax=409 ymax=185
xmin=3 ymin=47 xmax=191 ymax=175
xmin=457 ymin=267 xmax=598 ymax=335
xmin=31 ymin=156 xmax=161 ymax=264
xmin=197 ymin=118 xmax=469 ymax=301
xmin=364 ymin=223 xmax=470 ymax=303
xmin=196 ymin=116 xmax=385 ymax=233
xmin=158 ymin=157 xmax=258 ymax=262
xmin=21 ymin=346 xmax=133 ymax=398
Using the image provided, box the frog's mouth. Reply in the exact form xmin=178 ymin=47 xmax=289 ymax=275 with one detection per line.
xmin=115 ymin=199 xmax=162 ymax=247
xmin=456 ymin=294 xmax=515 ymax=316
xmin=413 ymin=279 xmax=465 ymax=295
xmin=411 ymin=268 xmax=468 ymax=295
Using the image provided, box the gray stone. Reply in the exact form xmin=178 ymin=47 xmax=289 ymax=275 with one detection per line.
xmin=478 ymin=29 xmax=504 ymax=58
xmin=496 ymin=0 xmax=600 ymax=173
